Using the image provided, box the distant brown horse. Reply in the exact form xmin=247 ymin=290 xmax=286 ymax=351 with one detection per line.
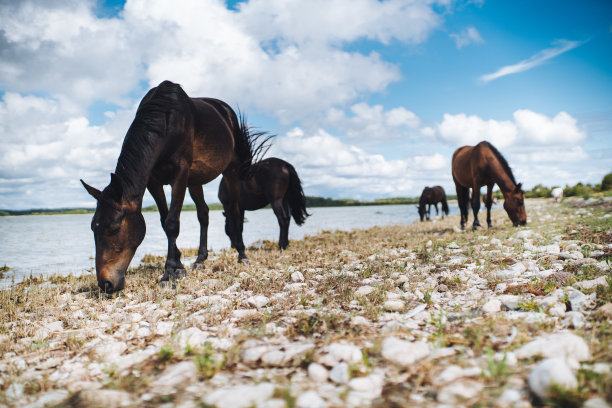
xmin=81 ymin=80 xmax=265 ymax=293
xmin=418 ymin=186 xmax=449 ymax=221
xmin=218 ymin=157 xmax=310 ymax=250
xmin=452 ymin=141 xmax=526 ymax=231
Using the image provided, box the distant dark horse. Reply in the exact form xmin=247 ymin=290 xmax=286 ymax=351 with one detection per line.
xmin=81 ymin=80 xmax=265 ymax=293
xmin=418 ymin=186 xmax=449 ymax=221
xmin=218 ymin=157 xmax=310 ymax=250
xmin=452 ymin=141 xmax=526 ymax=231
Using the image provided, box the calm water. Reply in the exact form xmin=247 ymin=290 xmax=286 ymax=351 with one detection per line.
xmin=0 ymin=204 xmax=461 ymax=288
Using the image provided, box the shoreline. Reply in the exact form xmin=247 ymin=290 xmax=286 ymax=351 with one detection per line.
xmin=0 ymin=198 xmax=610 ymax=407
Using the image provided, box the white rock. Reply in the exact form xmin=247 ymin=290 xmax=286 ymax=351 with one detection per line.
xmin=482 ymin=298 xmax=501 ymax=314
xmin=495 ymin=389 xmax=523 ymax=406
xmin=432 ymin=365 xmax=480 ymax=386
xmin=515 ymin=230 xmax=534 ymax=240
xmin=318 ymin=343 xmax=362 ymax=367
xmin=381 ymin=337 xmax=430 ymax=366
xmin=583 ymin=397 xmax=612 ymax=408
xmin=231 ymin=309 xmax=261 ymax=320
xmin=176 ymin=327 xmax=207 ymax=350
xmin=246 ymin=295 xmax=269 ymax=308
xmin=356 ymin=286 xmax=375 ymax=296
xmin=150 ymin=361 xmax=198 ymax=396
xmin=295 ymin=390 xmax=327 ymax=408
xmin=437 ymin=379 xmax=483 ymax=404
xmin=498 ymin=295 xmax=521 ymax=310
xmin=204 ymin=383 xmax=275 ymax=408
xmin=5 ymin=382 xmax=24 ymax=401
xmin=329 ymin=362 xmax=350 ymax=384
xmin=242 ymin=346 xmax=270 ymax=364
xmin=563 ymin=311 xmax=586 ymax=329
xmin=308 ymin=363 xmax=329 ymax=383
xmin=261 ymin=343 xmax=315 ymax=367
xmin=291 ymin=271 xmax=305 ymax=282
xmin=568 ymin=289 xmax=596 ymax=312
xmin=34 ymin=320 xmax=64 ymax=340
xmin=548 ymin=303 xmax=566 ymax=317
xmin=528 ymin=358 xmax=577 ymax=400
xmin=516 ymin=332 xmax=591 ymax=363
xmin=93 ymin=340 xmax=127 ymax=360
xmin=383 ymin=299 xmax=405 ymax=311
xmin=155 ymin=321 xmax=174 ymax=336
xmin=350 ymin=316 xmax=370 ymax=326
xmin=22 ymin=390 xmax=69 ymax=408
xmin=574 ymin=276 xmax=609 ymax=290
xmin=260 ymin=399 xmax=287 ymax=408
xmin=348 ymin=373 xmax=383 ymax=394
xmin=68 ymin=389 xmax=136 ymax=408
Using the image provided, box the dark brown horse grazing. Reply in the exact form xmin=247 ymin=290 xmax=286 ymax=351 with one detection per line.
xmin=218 ymin=157 xmax=310 ymax=250
xmin=418 ymin=185 xmax=449 ymax=221
xmin=452 ymin=141 xmax=526 ymax=231
xmin=81 ymin=80 xmax=264 ymax=293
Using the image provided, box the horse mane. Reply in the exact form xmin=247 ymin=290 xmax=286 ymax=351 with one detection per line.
xmin=483 ymin=141 xmax=517 ymax=185
xmin=235 ymin=112 xmax=274 ymax=180
xmin=115 ymin=81 xmax=193 ymax=195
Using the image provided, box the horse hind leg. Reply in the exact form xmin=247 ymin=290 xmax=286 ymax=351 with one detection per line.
xmin=222 ymin=172 xmax=249 ymax=263
xmin=188 ymin=184 xmax=209 ymax=267
xmin=485 ymin=184 xmax=493 ymax=229
xmin=161 ymin=165 xmax=189 ymax=281
xmin=471 ymin=186 xmax=482 ymax=231
xmin=273 ymin=200 xmax=290 ymax=250
xmin=455 ymin=183 xmax=470 ymax=230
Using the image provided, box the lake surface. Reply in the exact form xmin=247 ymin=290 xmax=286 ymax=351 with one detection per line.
xmin=0 ymin=204 xmax=463 ymax=289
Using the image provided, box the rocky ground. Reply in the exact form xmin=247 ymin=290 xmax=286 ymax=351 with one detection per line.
xmin=0 ymin=198 xmax=611 ymax=408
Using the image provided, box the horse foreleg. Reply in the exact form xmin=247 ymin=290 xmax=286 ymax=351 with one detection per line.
xmin=148 ymin=180 xmax=180 ymax=256
xmin=273 ymin=200 xmax=290 ymax=250
xmin=222 ymin=173 xmax=248 ymax=263
xmin=471 ymin=186 xmax=482 ymax=231
xmin=188 ymin=184 xmax=209 ymax=267
xmin=455 ymin=181 xmax=469 ymax=230
xmin=434 ymin=203 xmax=439 ymax=216
xmin=161 ymin=166 xmax=189 ymax=281
xmin=485 ymin=184 xmax=493 ymax=229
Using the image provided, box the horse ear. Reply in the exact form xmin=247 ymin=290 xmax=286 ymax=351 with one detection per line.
xmin=515 ymin=183 xmax=522 ymax=193
xmin=109 ymin=173 xmax=124 ymax=202
xmin=81 ymin=179 xmax=101 ymax=200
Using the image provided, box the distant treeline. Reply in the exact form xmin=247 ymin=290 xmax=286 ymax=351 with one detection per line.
xmin=3 ymin=174 xmax=609 ymax=216
xmin=0 ymin=195 xmax=433 ymax=216
xmin=524 ymin=172 xmax=612 ymax=199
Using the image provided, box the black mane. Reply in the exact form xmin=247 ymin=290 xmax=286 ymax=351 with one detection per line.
xmin=483 ymin=141 xmax=517 ymax=185
xmin=115 ymin=81 xmax=193 ymax=195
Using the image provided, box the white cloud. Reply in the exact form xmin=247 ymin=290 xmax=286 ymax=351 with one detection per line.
xmin=323 ymin=103 xmax=420 ymax=141
xmin=436 ymin=109 xmax=585 ymax=149
xmin=480 ymin=39 xmax=582 ymax=83
xmin=450 ymin=26 xmax=484 ymax=49
xmin=269 ymin=127 xmax=450 ymax=199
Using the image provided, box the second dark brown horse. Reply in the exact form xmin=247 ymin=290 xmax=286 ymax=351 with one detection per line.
xmin=218 ymin=157 xmax=309 ymax=250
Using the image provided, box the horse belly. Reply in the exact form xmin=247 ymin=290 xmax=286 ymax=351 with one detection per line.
xmin=188 ymin=159 xmax=226 ymax=185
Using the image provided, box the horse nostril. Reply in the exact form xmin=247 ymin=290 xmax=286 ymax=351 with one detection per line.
xmin=99 ymin=280 xmax=114 ymax=294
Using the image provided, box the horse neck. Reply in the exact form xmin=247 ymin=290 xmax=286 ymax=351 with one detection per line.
xmin=114 ymin=132 xmax=161 ymax=205
xmin=491 ymin=160 xmax=517 ymax=195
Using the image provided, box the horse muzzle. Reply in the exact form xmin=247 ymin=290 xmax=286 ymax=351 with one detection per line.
xmin=97 ymin=275 xmax=125 ymax=294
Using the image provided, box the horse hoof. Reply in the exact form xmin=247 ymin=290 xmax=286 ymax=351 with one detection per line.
xmin=166 ymin=269 xmax=187 ymax=280
xmin=238 ymin=257 xmax=250 ymax=264
xmin=192 ymin=262 xmax=205 ymax=270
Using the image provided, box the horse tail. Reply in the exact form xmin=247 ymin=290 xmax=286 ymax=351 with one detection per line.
xmin=234 ymin=112 xmax=273 ymax=180
xmin=286 ymin=163 xmax=310 ymax=226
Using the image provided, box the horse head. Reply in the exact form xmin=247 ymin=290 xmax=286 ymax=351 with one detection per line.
xmin=418 ymin=204 xmax=426 ymax=222
xmin=81 ymin=174 xmax=146 ymax=293
xmin=503 ymin=183 xmax=527 ymax=227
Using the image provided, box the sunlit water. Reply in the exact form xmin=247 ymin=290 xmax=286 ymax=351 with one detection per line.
xmin=0 ymin=204 xmax=463 ymax=289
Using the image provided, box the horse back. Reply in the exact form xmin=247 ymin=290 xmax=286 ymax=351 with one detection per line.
xmin=187 ymin=98 xmax=239 ymax=185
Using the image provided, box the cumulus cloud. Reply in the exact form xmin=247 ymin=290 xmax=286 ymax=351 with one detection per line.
xmin=449 ymin=26 xmax=484 ymax=49
xmin=479 ymin=39 xmax=582 ymax=83
xmin=268 ymin=127 xmax=449 ymax=199
xmin=323 ymin=103 xmax=420 ymax=141
xmin=436 ymin=109 xmax=585 ymax=150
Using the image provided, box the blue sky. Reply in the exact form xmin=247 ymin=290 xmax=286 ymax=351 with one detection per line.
xmin=0 ymin=0 xmax=610 ymax=209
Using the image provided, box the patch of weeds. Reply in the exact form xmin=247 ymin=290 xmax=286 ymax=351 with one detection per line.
xmin=577 ymin=367 xmax=612 ymax=402
xmin=505 ymin=279 xmax=558 ymax=296
xmin=464 ymin=326 xmax=486 ymax=351
xmin=272 ymin=387 xmax=296 ymax=408
xmin=194 ymin=343 xmax=224 ymax=379
xmin=65 ymin=335 xmax=85 ymax=352
xmin=518 ymin=298 xmax=542 ymax=312
xmin=542 ymin=382 xmax=587 ymax=408
xmin=484 ymin=348 xmax=512 ymax=386
xmin=158 ymin=345 xmax=174 ymax=362
xmin=29 ymin=340 xmax=50 ymax=352
xmin=184 ymin=344 xmax=195 ymax=356
xmin=422 ymin=289 xmax=433 ymax=305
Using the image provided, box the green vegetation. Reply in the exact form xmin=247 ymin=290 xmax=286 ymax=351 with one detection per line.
xmin=524 ymin=172 xmax=612 ymax=199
